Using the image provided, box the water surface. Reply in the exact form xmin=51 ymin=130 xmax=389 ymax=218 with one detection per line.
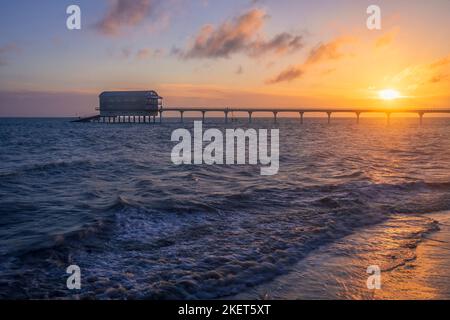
xmin=0 ymin=117 xmax=449 ymax=299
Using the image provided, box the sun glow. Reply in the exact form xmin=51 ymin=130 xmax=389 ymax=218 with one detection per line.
xmin=379 ymin=89 xmax=401 ymax=101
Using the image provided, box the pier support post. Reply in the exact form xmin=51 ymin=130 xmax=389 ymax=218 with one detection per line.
xmin=180 ymin=111 xmax=184 ymax=123
xmin=248 ymin=112 xmax=253 ymax=123
xmin=273 ymin=112 xmax=278 ymax=124
xmin=419 ymin=112 xmax=424 ymax=126
xmin=386 ymin=112 xmax=391 ymax=125
xmin=202 ymin=111 xmax=206 ymax=122
xmin=225 ymin=111 xmax=229 ymax=124
xmin=327 ymin=112 xmax=332 ymax=124
xmin=356 ymin=112 xmax=361 ymax=124
xmin=159 ymin=111 xmax=163 ymax=123
xmin=300 ymin=112 xmax=304 ymax=124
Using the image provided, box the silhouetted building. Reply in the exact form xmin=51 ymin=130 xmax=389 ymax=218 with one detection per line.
xmin=99 ymin=91 xmax=163 ymax=117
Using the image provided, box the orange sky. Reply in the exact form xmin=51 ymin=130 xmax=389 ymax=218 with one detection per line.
xmin=0 ymin=0 xmax=449 ymax=116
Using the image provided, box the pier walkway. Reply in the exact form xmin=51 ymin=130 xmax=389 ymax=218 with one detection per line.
xmin=73 ymin=108 xmax=450 ymax=125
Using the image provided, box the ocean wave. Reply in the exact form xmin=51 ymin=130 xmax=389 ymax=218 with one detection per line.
xmin=0 ymin=159 xmax=95 ymax=178
xmin=1 ymin=118 xmax=450 ymax=299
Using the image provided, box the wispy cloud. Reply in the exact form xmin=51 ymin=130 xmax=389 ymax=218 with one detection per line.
xmin=111 ymin=47 xmax=165 ymax=61
xmin=136 ymin=48 xmax=164 ymax=60
xmin=375 ymin=29 xmax=399 ymax=49
xmin=249 ymin=32 xmax=304 ymax=57
xmin=387 ymin=54 xmax=450 ymax=89
xmin=175 ymin=9 xmax=304 ymax=59
xmin=267 ymin=66 xmax=303 ymax=84
xmin=95 ymin=0 xmax=159 ymax=36
xmin=305 ymin=37 xmax=351 ymax=65
xmin=429 ymin=55 xmax=450 ymax=69
xmin=267 ymin=36 xmax=353 ymax=84
xmin=429 ymin=73 xmax=449 ymax=84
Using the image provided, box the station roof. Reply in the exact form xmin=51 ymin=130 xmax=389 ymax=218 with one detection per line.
xmin=99 ymin=91 xmax=162 ymax=99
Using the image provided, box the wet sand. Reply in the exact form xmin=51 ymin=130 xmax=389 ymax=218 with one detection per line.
xmin=231 ymin=211 xmax=450 ymax=300
xmin=374 ymin=211 xmax=450 ymax=299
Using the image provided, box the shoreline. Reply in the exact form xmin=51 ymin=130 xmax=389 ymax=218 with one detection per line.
xmin=373 ymin=211 xmax=450 ymax=299
xmin=230 ymin=211 xmax=450 ymax=300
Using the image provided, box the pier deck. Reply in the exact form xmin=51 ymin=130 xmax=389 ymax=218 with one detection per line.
xmin=74 ymin=108 xmax=450 ymax=125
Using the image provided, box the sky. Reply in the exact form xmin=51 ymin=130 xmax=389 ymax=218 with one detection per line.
xmin=0 ymin=0 xmax=449 ymax=116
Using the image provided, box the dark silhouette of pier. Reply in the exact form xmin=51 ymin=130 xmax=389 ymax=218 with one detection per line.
xmin=73 ymin=108 xmax=450 ymax=125
xmin=162 ymin=108 xmax=450 ymax=125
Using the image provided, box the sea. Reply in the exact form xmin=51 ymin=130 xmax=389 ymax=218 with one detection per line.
xmin=0 ymin=117 xmax=449 ymax=299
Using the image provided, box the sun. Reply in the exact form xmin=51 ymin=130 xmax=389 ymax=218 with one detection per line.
xmin=379 ymin=89 xmax=401 ymax=101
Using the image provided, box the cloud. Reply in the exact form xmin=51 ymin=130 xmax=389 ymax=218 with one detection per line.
xmin=267 ymin=37 xmax=352 ymax=84
xmin=429 ymin=55 xmax=450 ymax=69
xmin=249 ymin=32 xmax=304 ymax=57
xmin=387 ymin=54 xmax=450 ymax=89
xmin=305 ymin=37 xmax=351 ymax=65
xmin=96 ymin=0 xmax=158 ymax=36
xmin=136 ymin=48 xmax=164 ymax=60
xmin=429 ymin=73 xmax=449 ymax=84
xmin=428 ymin=55 xmax=450 ymax=84
xmin=266 ymin=66 xmax=303 ymax=84
xmin=375 ymin=29 xmax=398 ymax=48
xmin=176 ymin=9 xmax=304 ymax=59
xmin=107 ymin=46 xmax=164 ymax=61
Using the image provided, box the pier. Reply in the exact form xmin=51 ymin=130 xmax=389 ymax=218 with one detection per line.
xmin=162 ymin=108 xmax=450 ymax=125
xmin=73 ymin=108 xmax=450 ymax=125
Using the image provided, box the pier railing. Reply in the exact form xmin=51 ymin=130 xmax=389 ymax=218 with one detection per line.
xmin=160 ymin=108 xmax=450 ymax=125
xmin=73 ymin=108 xmax=450 ymax=125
